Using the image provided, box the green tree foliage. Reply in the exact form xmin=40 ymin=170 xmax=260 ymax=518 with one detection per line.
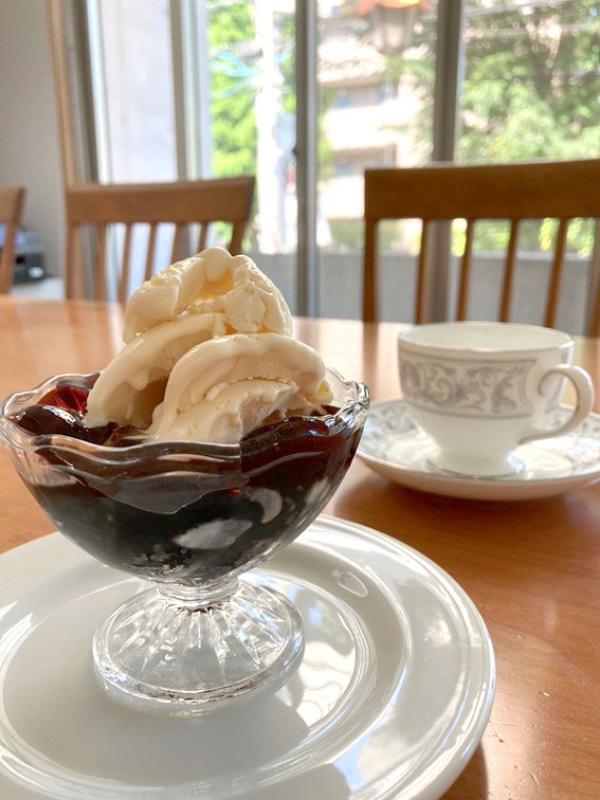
xmin=458 ymin=0 xmax=600 ymax=255
xmin=385 ymin=0 xmax=599 ymax=255
xmin=208 ymin=1 xmax=295 ymax=178
xmin=208 ymin=2 xmax=257 ymax=178
xmin=461 ymin=0 xmax=599 ymax=164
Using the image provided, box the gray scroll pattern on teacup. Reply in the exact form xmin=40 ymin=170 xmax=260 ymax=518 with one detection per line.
xmin=400 ymin=357 xmax=535 ymax=418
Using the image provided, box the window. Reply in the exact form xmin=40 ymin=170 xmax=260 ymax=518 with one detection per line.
xmin=377 ymin=82 xmax=397 ymax=102
xmin=84 ymin=0 xmax=599 ymax=329
xmin=332 ymin=90 xmax=352 ymax=108
xmin=328 ymin=84 xmax=391 ymax=108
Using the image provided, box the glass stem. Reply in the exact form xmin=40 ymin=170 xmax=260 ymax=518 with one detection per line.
xmin=158 ymin=578 xmax=240 ymax=610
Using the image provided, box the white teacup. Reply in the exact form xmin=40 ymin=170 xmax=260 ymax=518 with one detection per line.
xmin=397 ymin=322 xmax=595 ymax=477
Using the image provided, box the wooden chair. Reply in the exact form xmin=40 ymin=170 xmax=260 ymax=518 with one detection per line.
xmin=65 ymin=176 xmax=255 ymax=301
xmin=363 ymin=161 xmax=600 ymax=335
xmin=0 ymin=187 xmax=26 ymax=294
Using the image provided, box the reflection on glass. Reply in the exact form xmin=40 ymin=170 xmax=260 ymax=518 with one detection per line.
xmin=208 ymin=0 xmax=298 ymax=308
xmin=453 ymin=1 xmax=599 ymax=331
xmin=460 ymin=0 xmax=599 ymax=258
xmin=317 ymin=0 xmax=438 ymax=318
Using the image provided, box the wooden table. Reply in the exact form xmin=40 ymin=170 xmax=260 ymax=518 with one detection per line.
xmin=1 ymin=298 xmax=599 ymax=799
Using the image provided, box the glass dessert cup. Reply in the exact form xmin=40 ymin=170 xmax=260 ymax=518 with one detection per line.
xmin=0 ymin=369 xmax=368 ymax=714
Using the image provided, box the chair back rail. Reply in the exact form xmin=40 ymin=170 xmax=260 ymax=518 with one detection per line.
xmin=363 ymin=161 xmax=600 ymax=334
xmin=65 ymin=177 xmax=255 ymax=302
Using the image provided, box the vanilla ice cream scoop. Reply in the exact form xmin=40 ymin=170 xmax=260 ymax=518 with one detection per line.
xmin=149 ymin=334 xmax=331 ymax=443
xmin=123 ymin=247 xmax=292 ymax=342
xmin=86 ymin=248 xmax=332 ymax=443
xmin=86 ymin=312 xmax=228 ymax=427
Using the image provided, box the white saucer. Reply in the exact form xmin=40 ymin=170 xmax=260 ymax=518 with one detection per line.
xmin=0 ymin=517 xmax=494 ymax=800
xmin=358 ymin=400 xmax=600 ymax=501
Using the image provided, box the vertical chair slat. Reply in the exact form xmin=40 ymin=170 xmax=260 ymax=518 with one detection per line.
xmin=545 ymin=219 xmax=569 ymax=328
xmin=171 ymin=223 xmax=185 ymax=263
xmin=65 ymin=225 xmax=76 ymax=299
xmin=590 ymin=286 xmax=600 ymax=338
xmin=94 ymin=223 xmax=108 ymax=300
xmin=0 ymin=187 xmax=25 ymax=293
xmin=145 ymin=223 xmax=158 ymax=281
xmin=456 ymin=219 xmax=475 ymax=321
xmin=0 ymin=223 xmax=18 ymax=293
xmin=66 ymin=224 xmax=81 ymax=299
xmin=229 ymin=222 xmax=245 ymax=255
xmin=197 ymin=222 xmax=208 ymax=253
xmin=415 ymin=219 xmax=430 ymax=324
xmin=363 ymin=219 xmax=378 ymax=323
xmin=74 ymin=230 xmax=86 ymax=298
xmin=118 ymin=224 xmax=133 ymax=303
xmin=499 ymin=219 xmax=520 ymax=321
xmin=588 ymin=221 xmax=600 ymax=337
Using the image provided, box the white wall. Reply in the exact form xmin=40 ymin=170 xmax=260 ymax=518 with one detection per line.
xmin=0 ymin=0 xmax=64 ymax=277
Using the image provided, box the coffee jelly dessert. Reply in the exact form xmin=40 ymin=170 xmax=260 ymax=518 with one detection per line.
xmin=1 ymin=248 xmax=368 ymax=712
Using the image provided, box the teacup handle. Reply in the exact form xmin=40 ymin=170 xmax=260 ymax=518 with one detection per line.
xmin=519 ymin=364 xmax=595 ymax=445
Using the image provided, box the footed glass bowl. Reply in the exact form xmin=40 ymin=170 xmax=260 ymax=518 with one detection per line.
xmin=0 ymin=369 xmax=368 ymax=713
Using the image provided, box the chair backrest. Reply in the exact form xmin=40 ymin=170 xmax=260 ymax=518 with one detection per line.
xmin=363 ymin=161 xmax=600 ymax=334
xmin=65 ymin=176 xmax=255 ymax=301
xmin=0 ymin=187 xmax=26 ymax=293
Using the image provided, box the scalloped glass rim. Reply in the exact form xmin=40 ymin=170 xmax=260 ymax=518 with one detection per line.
xmin=0 ymin=367 xmax=369 ymax=461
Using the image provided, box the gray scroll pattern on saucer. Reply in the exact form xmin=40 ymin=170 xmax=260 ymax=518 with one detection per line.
xmin=400 ymin=356 xmax=535 ymax=418
xmin=372 ymin=399 xmax=417 ymax=436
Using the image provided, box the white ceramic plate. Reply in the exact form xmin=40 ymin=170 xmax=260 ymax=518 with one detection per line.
xmin=0 ymin=517 xmax=494 ymax=800
xmin=358 ymin=400 xmax=600 ymax=501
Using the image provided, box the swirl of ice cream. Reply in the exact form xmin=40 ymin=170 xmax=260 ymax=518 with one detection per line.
xmin=86 ymin=248 xmax=331 ymax=442
xmin=123 ymin=246 xmax=292 ymax=342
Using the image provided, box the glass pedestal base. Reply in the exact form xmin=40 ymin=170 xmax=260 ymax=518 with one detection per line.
xmin=92 ymin=579 xmax=304 ymax=714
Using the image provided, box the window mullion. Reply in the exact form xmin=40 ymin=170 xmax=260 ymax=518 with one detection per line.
xmin=429 ymin=0 xmax=466 ymax=322
xmin=170 ymin=0 xmax=212 ymax=182
xmin=295 ymin=0 xmax=319 ymax=317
